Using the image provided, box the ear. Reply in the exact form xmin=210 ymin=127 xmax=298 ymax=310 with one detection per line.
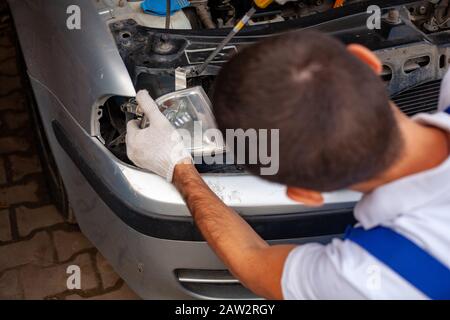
xmin=347 ymin=44 xmax=382 ymax=75
xmin=286 ymin=187 xmax=324 ymax=207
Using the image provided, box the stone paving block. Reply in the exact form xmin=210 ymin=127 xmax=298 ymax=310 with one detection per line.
xmin=96 ymin=252 xmax=120 ymax=289
xmin=0 ymin=269 xmax=23 ymax=299
xmin=53 ymin=230 xmax=93 ymax=262
xmin=0 ymin=136 xmax=30 ymax=154
xmin=20 ymin=253 xmax=98 ymax=300
xmin=16 ymin=205 xmax=63 ymax=237
xmin=0 ymin=209 xmax=11 ymax=242
xmin=0 ymin=180 xmax=40 ymax=208
xmin=0 ymin=32 xmax=13 ymax=47
xmin=0 ymin=232 xmax=54 ymax=271
xmin=2 ymin=111 xmax=30 ymax=131
xmin=0 ymin=46 xmax=15 ymax=61
xmin=0 ymin=91 xmax=25 ymax=111
xmin=0 ymin=157 xmax=6 ymax=185
xmin=0 ymin=58 xmax=18 ymax=76
xmin=0 ymin=75 xmax=21 ymax=95
xmin=9 ymin=154 xmax=41 ymax=181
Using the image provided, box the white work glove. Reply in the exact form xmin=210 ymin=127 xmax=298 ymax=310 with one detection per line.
xmin=126 ymin=90 xmax=192 ymax=182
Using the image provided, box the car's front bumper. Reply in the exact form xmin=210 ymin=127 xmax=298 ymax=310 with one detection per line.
xmin=31 ymin=82 xmax=359 ymax=298
xmin=50 ymin=117 xmax=358 ymax=298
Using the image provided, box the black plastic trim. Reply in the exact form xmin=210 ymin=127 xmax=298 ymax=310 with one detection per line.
xmin=52 ymin=120 xmax=355 ymax=241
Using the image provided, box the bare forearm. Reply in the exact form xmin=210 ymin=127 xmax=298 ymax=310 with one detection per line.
xmin=172 ymin=164 xmax=295 ymax=299
xmin=173 ymin=164 xmax=267 ymax=260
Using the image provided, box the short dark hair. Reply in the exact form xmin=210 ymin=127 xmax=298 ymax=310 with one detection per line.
xmin=212 ymin=30 xmax=404 ymax=192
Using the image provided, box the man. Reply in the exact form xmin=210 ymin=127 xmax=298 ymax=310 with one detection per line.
xmin=126 ymin=31 xmax=450 ymax=299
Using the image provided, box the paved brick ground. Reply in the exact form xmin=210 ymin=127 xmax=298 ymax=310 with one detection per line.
xmin=0 ymin=5 xmax=139 ymax=300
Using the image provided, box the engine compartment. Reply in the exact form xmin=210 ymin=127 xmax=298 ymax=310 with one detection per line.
xmin=97 ymin=0 xmax=450 ymax=32
xmin=180 ymin=0 xmax=361 ymax=28
xmin=97 ymin=0 xmax=450 ymax=171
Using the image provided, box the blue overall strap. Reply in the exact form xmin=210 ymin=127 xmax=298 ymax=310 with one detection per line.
xmin=445 ymin=106 xmax=450 ymax=115
xmin=345 ymin=226 xmax=450 ymax=300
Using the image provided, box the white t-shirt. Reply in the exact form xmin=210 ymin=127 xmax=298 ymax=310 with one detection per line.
xmin=281 ymin=72 xmax=450 ymax=300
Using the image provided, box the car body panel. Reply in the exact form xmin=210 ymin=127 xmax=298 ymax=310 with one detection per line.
xmin=8 ymin=0 xmax=135 ymax=134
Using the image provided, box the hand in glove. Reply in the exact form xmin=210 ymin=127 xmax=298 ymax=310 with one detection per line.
xmin=126 ymin=90 xmax=192 ymax=182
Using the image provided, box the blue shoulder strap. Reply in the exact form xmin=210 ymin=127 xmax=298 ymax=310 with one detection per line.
xmin=345 ymin=226 xmax=450 ymax=300
xmin=445 ymin=106 xmax=450 ymax=115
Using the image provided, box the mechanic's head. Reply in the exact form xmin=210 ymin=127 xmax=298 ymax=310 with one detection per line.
xmin=212 ymin=30 xmax=404 ymax=206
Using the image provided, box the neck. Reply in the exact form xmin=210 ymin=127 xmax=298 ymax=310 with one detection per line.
xmin=353 ymin=110 xmax=450 ymax=193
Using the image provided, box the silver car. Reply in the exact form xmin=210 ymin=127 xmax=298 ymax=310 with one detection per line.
xmin=8 ymin=0 xmax=449 ymax=298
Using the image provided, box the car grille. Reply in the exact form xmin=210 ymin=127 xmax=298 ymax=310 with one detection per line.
xmin=391 ymin=80 xmax=441 ymax=117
